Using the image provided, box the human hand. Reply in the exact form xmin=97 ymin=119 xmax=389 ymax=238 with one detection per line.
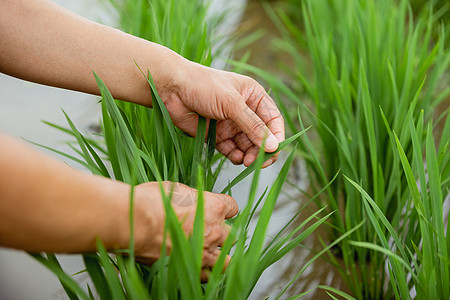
xmin=158 ymin=61 xmax=285 ymax=168
xmin=133 ymin=181 xmax=238 ymax=279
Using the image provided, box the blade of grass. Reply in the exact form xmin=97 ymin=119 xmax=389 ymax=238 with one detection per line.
xmin=31 ymin=253 xmax=89 ymax=300
xmin=82 ymin=254 xmax=112 ymax=300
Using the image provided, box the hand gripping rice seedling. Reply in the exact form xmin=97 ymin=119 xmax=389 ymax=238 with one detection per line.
xmin=29 ymin=0 xmax=334 ymax=299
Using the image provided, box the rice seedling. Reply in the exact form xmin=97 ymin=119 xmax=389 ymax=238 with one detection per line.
xmin=231 ymin=0 xmax=450 ymax=298
xmin=346 ymin=113 xmax=450 ymax=299
xmin=103 ymin=0 xmax=222 ymax=65
xmin=410 ymin=0 xmax=450 ymax=45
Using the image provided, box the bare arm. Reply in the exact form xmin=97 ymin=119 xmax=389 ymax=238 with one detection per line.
xmin=0 ymin=0 xmax=180 ymax=107
xmin=0 ymin=133 xmax=237 ymax=268
xmin=0 ymin=133 xmax=134 ymax=253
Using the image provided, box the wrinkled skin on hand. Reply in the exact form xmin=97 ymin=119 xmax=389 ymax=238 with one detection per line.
xmin=160 ymin=61 xmax=285 ymax=169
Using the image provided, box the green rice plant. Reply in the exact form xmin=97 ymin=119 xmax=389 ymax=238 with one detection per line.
xmin=410 ymin=0 xmax=450 ymax=45
xmin=346 ymin=112 xmax=450 ymax=299
xmin=231 ymin=0 xmax=450 ymax=298
xmin=293 ymin=1 xmax=449 ymax=298
xmin=103 ymin=0 xmax=222 ymax=65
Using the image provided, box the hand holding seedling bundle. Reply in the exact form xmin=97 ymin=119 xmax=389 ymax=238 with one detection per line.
xmin=160 ymin=62 xmax=285 ymax=168
xmin=0 ymin=0 xmax=284 ymax=270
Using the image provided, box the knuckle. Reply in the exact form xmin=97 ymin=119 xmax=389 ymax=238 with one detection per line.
xmin=230 ymin=158 xmax=241 ymax=165
xmin=206 ymin=228 xmax=222 ymax=244
xmin=250 ymin=119 xmax=266 ymax=134
xmin=202 ymin=251 xmax=217 ymax=268
xmin=225 ymin=196 xmax=238 ymax=216
xmin=227 ymin=149 xmax=244 ymax=165
xmin=223 ymin=94 xmax=243 ymax=119
xmin=243 ymin=75 xmax=259 ymax=87
xmin=214 ymin=199 xmax=226 ymax=214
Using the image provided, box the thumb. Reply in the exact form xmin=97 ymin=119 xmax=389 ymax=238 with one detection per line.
xmin=229 ymin=97 xmax=279 ymax=153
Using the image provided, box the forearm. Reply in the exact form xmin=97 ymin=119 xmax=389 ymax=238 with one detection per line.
xmin=0 ymin=0 xmax=185 ymax=107
xmin=0 ymin=133 xmax=145 ymax=253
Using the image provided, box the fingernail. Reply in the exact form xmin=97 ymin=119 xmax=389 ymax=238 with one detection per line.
xmin=265 ymin=134 xmax=279 ymax=152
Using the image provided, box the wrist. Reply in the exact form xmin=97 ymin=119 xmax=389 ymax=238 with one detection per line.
xmin=139 ymin=43 xmax=190 ymax=107
xmin=102 ymin=182 xmax=152 ymax=252
xmin=130 ymin=185 xmax=157 ymax=255
xmin=95 ymin=179 xmax=163 ymax=260
xmin=86 ymin=177 xmax=133 ymax=251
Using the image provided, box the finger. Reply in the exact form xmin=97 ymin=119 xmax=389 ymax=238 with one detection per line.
xmin=227 ymin=95 xmax=279 ymax=153
xmin=252 ymin=92 xmax=285 ymax=144
xmin=215 ymin=139 xmax=244 ymax=164
xmin=260 ymin=150 xmax=281 ymax=168
xmin=233 ymin=132 xmax=255 ymax=153
xmin=206 ymin=192 xmax=238 ymax=219
xmin=204 ymin=222 xmax=231 ymax=246
xmin=228 ymin=149 xmax=244 ymax=165
xmin=268 ymin=151 xmax=280 ymax=165
xmin=216 ymin=223 xmax=232 ymax=247
xmin=202 ymin=247 xmax=221 ymax=268
xmin=216 ymin=119 xmax=241 ymax=142
xmin=243 ymin=145 xmax=259 ymax=167
xmin=265 ymin=112 xmax=285 ymax=143
xmin=200 ymin=254 xmax=231 ymax=282
xmin=271 ymin=150 xmax=280 ymax=162
xmin=261 ymin=157 xmax=274 ymax=169
xmin=201 ymin=249 xmax=232 ymax=271
xmin=236 ymin=132 xmax=279 ymax=168
xmin=219 ymin=194 xmax=239 ymax=219
xmin=200 ymin=268 xmax=210 ymax=282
